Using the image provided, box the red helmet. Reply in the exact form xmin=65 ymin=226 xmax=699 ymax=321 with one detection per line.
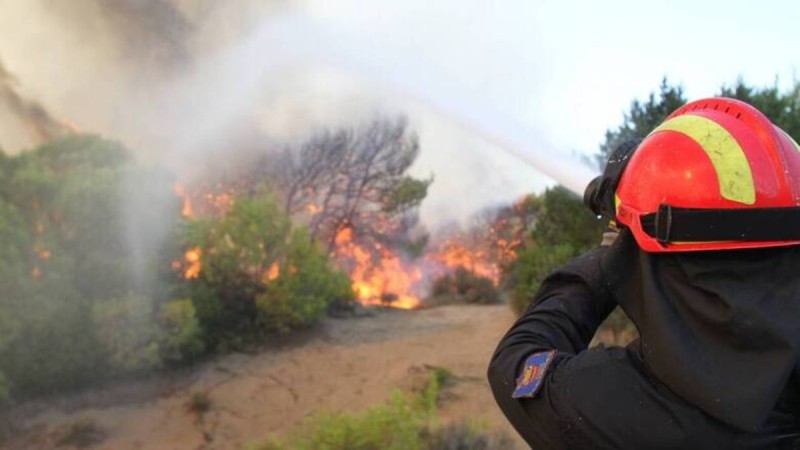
xmin=613 ymin=97 xmax=800 ymax=252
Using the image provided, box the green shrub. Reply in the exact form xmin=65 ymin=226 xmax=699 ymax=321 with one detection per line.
xmin=508 ymin=243 xmax=575 ymax=315
xmin=0 ymin=136 xmax=179 ymax=399
xmin=91 ymin=295 xmax=160 ymax=374
xmin=182 ymin=191 xmax=292 ymax=346
xmin=502 ymin=186 xmax=605 ymax=316
xmin=256 ymin=391 xmax=428 ymax=450
xmin=428 ymin=267 xmax=500 ymax=306
xmin=0 ymin=296 xmax=109 ymax=396
xmin=257 ymin=230 xmax=353 ymax=333
xmin=253 ymin=368 xmax=515 ymax=450
xmin=183 ymin=192 xmax=353 ymax=346
xmin=157 ymin=299 xmax=205 ymax=364
xmin=255 ymin=370 xmax=445 ymax=450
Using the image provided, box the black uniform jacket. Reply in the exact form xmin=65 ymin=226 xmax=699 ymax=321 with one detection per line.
xmin=488 ymin=231 xmax=800 ymax=449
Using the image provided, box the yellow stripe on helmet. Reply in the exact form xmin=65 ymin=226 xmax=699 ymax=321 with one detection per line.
xmin=652 ymin=115 xmax=756 ymax=205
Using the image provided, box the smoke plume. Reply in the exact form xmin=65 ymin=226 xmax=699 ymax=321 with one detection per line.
xmin=0 ymin=0 xmax=589 ymax=227
xmin=0 ymin=59 xmax=72 ymax=147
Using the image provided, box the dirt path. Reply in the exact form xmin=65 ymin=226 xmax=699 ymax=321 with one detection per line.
xmin=1 ymin=305 xmax=526 ymax=450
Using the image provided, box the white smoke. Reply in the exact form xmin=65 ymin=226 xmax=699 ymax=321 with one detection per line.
xmin=0 ymin=0 xmax=596 ymax=228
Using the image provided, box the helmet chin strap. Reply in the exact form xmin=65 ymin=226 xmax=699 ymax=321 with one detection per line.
xmin=641 ymin=205 xmax=800 ymax=244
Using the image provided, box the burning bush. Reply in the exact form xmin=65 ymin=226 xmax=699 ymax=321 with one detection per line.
xmin=257 ymin=229 xmax=354 ymax=332
xmin=428 ymin=267 xmax=500 ymax=306
xmin=179 ymin=190 xmax=353 ymax=349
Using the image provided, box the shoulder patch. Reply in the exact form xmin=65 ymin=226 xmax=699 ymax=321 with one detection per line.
xmin=512 ymin=350 xmax=556 ymax=399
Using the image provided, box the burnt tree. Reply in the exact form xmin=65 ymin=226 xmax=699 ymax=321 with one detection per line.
xmin=260 ymin=116 xmax=432 ymax=260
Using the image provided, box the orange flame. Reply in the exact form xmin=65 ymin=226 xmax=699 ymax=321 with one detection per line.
xmin=333 ymin=227 xmax=421 ymax=309
xmin=184 ymin=247 xmax=202 ymax=279
xmin=265 ymin=262 xmax=280 ymax=282
xmin=173 ymin=182 xmax=194 ymax=217
xmin=60 ymin=119 xmax=81 ymax=133
xmin=425 ymin=241 xmax=499 ymax=285
xmin=169 ymin=181 xmax=512 ymax=310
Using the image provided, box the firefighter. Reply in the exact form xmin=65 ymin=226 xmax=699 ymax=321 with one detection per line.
xmin=488 ymin=97 xmax=800 ymax=449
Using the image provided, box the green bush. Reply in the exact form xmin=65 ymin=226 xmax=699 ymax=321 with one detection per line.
xmin=257 ymin=230 xmax=353 ymax=333
xmin=253 ymin=369 xmax=514 ymax=450
xmin=504 ymin=186 xmax=605 ymax=315
xmin=254 ymin=374 xmax=438 ymax=450
xmin=264 ymin=392 xmax=427 ymax=450
xmin=91 ymin=295 xmax=161 ymax=374
xmin=508 ymin=243 xmax=575 ymax=315
xmin=183 ymin=192 xmax=353 ymax=347
xmin=0 ymin=295 xmax=109 ymax=396
xmin=157 ymin=299 xmax=205 ymax=364
xmin=428 ymin=267 xmax=500 ymax=306
xmin=0 ymin=135 xmax=180 ymax=399
xmin=181 ymin=191 xmax=292 ymax=347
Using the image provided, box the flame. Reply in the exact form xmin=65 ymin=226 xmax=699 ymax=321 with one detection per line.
xmin=265 ymin=262 xmax=280 ymax=282
xmin=173 ymin=182 xmax=194 ymax=217
xmin=204 ymin=191 xmax=234 ymax=215
xmin=168 ymin=180 xmax=514 ymax=311
xmin=425 ymin=241 xmax=499 ymax=284
xmin=60 ymin=119 xmax=81 ymax=133
xmin=174 ymin=181 xmax=235 ymax=218
xmin=183 ymin=247 xmax=202 ymax=279
xmin=333 ymin=227 xmax=421 ymax=309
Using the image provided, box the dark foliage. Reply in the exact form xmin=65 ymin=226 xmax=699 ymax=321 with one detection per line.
xmin=428 ymin=267 xmax=501 ymax=306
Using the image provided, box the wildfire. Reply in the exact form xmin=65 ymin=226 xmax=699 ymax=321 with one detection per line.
xmin=425 ymin=241 xmax=500 ymax=284
xmin=183 ymin=247 xmax=202 ymax=279
xmin=170 ymin=181 xmax=508 ymax=311
xmin=174 ymin=182 xmax=235 ymax=219
xmin=173 ymin=182 xmax=194 ymax=217
xmin=333 ymin=227 xmax=422 ymax=309
xmin=60 ymin=119 xmax=81 ymax=134
xmin=264 ymin=262 xmax=280 ymax=282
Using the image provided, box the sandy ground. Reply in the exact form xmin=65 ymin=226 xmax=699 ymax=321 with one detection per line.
xmin=1 ymin=305 xmax=527 ymax=450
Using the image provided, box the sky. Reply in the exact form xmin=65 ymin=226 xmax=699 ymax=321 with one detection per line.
xmin=1 ymin=0 xmax=798 ymax=227
xmin=304 ymin=0 xmax=800 ymax=153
